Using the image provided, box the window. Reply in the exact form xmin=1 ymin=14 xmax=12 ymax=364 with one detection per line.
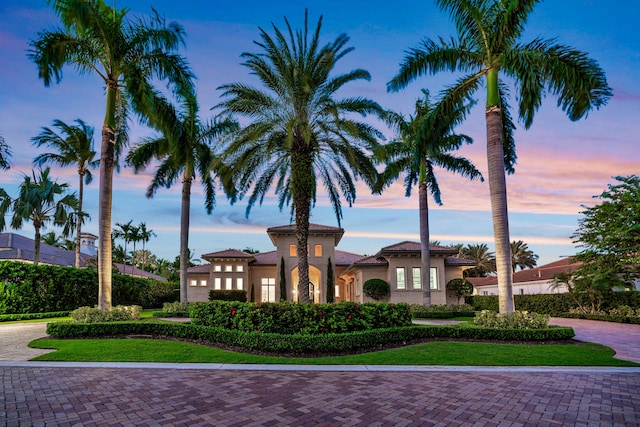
xmin=189 ymin=279 xmax=197 ymax=287
xmin=214 ymin=278 xmax=221 ymax=290
xmin=225 ymin=265 xmax=233 ymax=272
xmin=236 ymin=265 xmax=244 ymax=272
xmin=261 ymin=277 xmax=276 ymax=302
xmin=483 ymin=291 xmax=488 ymax=296
xmin=519 ymin=288 xmax=524 ymax=295
xmin=335 ymin=285 xmax=340 ymax=298
xmin=200 ymin=280 xmax=207 ymax=287
xmin=225 ymin=278 xmax=232 ymax=290
xmin=237 ymin=278 xmax=244 ymax=290
xmin=430 ymin=267 xmax=438 ymax=290
xmin=412 ymin=267 xmax=421 ymax=289
xmin=314 ymin=244 xmax=322 ymax=257
xmin=396 ymin=267 xmax=406 ymax=289
xmin=214 ymin=265 xmax=221 ymax=272
xmin=289 ymin=245 xmax=297 ymax=257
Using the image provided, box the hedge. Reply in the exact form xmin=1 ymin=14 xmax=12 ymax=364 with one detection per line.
xmin=45 ymin=321 xmax=576 ymax=354
xmin=209 ymin=290 xmax=247 ymax=302
xmin=466 ymin=291 xmax=640 ymax=316
xmin=189 ymin=301 xmax=412 ymax=334
xmin=0 ymin=261 xmax=178 ymax=314
xmin=0 ymin=311 xmax=70 ymax=322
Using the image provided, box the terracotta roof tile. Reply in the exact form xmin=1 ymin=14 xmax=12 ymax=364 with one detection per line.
xmin=201 ymin=249 xmax=255 ymax=259
xmin=470 ymin=257 xmax=581 ymax=287
xmin=266 ymin=223 xmax=344 ymax=233
xmin=352 ymin=255 xmax=388 ymax=266
xmin=250 ymin=251 xmax=278 ymax=265
xmin=444 ymin=256 xmax=477 ymax=267
xmin=186 ymin=263 xmax=213 ymax=274
xmin=334 ymin=250 xmax=365 ymax=266
xmin=379 ymin=241 xmax=458 ymax=255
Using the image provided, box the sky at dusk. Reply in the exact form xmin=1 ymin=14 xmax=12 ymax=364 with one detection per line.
xmin=1 ymin=0 xmax=638 ymax=266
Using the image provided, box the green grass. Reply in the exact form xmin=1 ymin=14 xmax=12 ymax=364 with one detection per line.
xmin=29 ymin=337 xmax=639 ymax=366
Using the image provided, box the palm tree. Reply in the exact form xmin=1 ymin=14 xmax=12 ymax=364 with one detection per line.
xmin=0 ymin=134 xmax=11 ymax=170
xmin=126 ymin=88 xmax=237 ymax=303
xmin=41 ymin=231 xmax=64 ymax=248
xmin=137 ymin=222 xmax=156 ymax=270
xmin=112 ymin=220 xmax=134 ymax=272
xmin=460 ymin=243 xmax=496 ymax=278
xmin=32 ymin=118 xmax=99 ymax=268
xmin=217 ymin=11 xmax=385 ymax=302
xmin=510 ymin=240 xmax=538 ymax=272
xmin=29 ymin=0 xmax=193 ymax=309
xmin=387 ymin=0 xmax=612 ymax=313
xmin=0 ymin=168 xmax=78 ymax=266
xmin=377 ymin=91 xmax=483 ymax=305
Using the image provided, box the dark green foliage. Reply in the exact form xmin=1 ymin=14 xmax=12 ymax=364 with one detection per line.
xmin=279 ymin=257 xmax=286 ymax=302
xmin=446 ymin=278 xmax=474 ymax=303
xmin=0 ymin=261 xmax=177 ymax=314
xmin=363 ymin=279 xmax=390 ymax=301
xmin=189 ymin=301 xmax=412 ymax=335
xmin=467 ymin=292 xmax=640 ymax=316
xmin=561 ymin=312 xmax=640 ymax=325
xmin=0 ymin=311 xmax=69 ymax=322
xmin=326 ymin=257 xmax=334 ymax=304
xmin=209 ymin=290 xmax=247 ymax=302
xmin=45 ymin=321 xmax=575 ymax=354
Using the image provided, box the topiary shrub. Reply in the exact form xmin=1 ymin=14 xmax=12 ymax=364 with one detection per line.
xmin=363 ymin=279 xmax=390 ymax=301
xmin=70 ymin=305 xmax=141 ymax=323
xmin=474 ymin=310 xmax=549 ymax=329
xmin=447 ymin=278 xmax=474 ymax=304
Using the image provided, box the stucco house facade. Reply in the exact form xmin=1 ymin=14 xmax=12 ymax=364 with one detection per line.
xmin=186 ymin=223 xmax=475 ymax=304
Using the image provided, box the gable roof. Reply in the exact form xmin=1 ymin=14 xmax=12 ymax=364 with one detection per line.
xmin=469 ymin=257 xmax=581 ymax=287
xmin=266 ymin=223 xmax=345 ymax=245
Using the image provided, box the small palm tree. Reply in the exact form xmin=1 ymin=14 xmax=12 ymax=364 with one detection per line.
xmin=0 ymin=134 xmax=11 ymax=170
xmin=112 ymin=220 xmax=134 ymax=273
xmin=30 ymin=0 xmax=193 ymax=309
xmin=137 ymin=222 xmax=156 ymax=270
xmin=377 ymin=91 xmax=483 ymax=305
xmin=32 ymin=118 xmax=99 ymax=267
xmin=127 ymin=88 xmax=237 ymax=303
xmin=388 ymin=0 xmax=612 ymax=312
xmin=460 ymin=243 xmax=496 ymax=278
xmin=41 ymin=231 xmax=64 ymax=248
xmin=218 ymin=11 xmax=385 ymax=302
xmin=510 ymin=240 xmax=538 ymax=272
xmin=0 ymin=168 xmax=78 ymax=266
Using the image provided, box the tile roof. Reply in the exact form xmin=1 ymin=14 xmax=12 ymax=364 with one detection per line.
xmin=266 ymin=223 xmax=345 ymax=246
xmin=444 ymin=256 xmax=477 ymax=267
xmin=113 ymin=263 xmax=168 ymax=281
xmin=352 ymin=255 xmax=388 ymax=266
xmin=186 ymin=263 xmax=213 ymax=274
xmin=250 ymin=251 xmax=278 ymax=265
xmin=0 ymin=232 xmax=93 ymax=267
xmin=334 ymin=250 xmax=365 ymax=266
xmin=378 ymin=241 xmax=459 ymax=255
xmin=469 ymin=257 xmax=581 ymax=287
xmin=201 ymin=249 xmax=255 ymax=260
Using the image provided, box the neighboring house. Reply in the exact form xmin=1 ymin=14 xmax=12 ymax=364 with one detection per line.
xmin=0 ymin=232 xmax=167 ymax=281
xmin=468 ymin=258 xmax=582 ymax=296
xmin=186 ymin=223 xmax=476 ymax=304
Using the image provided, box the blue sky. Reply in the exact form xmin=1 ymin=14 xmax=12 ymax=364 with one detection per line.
xmin=1 ymin=0 xmax=638 ymax=266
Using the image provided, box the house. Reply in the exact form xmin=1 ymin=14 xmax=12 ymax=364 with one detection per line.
xmin=0 ymin=232 xmax=167 ymax=281
xmin=468 ymin=257 xmax=582 ymax=296
xmin=186 ymin=223 xmax=476 ymax=304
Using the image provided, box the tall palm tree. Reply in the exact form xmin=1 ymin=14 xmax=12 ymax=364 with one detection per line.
xmin=387 ymin=0 xmax=612 ymax=312
xmin=510 ymin=240 xmax=538 ymax=272
xmin=32 ymin=118 xmax=99 ymax=267
xmin=126 ymin=89 xmax=237 ymax=303
xmin=0 ymin=134 xmax=11 ymax=170
xmin=377 ymin=91 xmax=483 ymax=305
xmin=217 ymin=11 xmax=385 ymax=302
xmin=29 ymin=0 xmax=193 ymax=309
xmin=460 ymin=243 xmax=496 ymax=278
xmin=0 ymin=168 xmax=78 ymax=266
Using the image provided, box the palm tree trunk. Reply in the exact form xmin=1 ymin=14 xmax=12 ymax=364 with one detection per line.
xmin=34 ymin=224 xmax=41 ymax=267
xmin=179 ymin=175 xmax=192 ymax=303
xmin=98 ymin=82 xmax=117 ymax=310
xmin=418 ymin=166 xmax=431 ymax=306
xmin=75 ymin=171 xmax=83 ymax=268
xmin=486 ymin=103 xmax=514 ymax=313
xmin=291 ymin=143 xmax=312 ymax=303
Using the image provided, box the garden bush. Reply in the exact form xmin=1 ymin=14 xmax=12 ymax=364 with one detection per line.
xmin=474 ymin=310 xmax=550 ymax=329
xmin=0 ymin=261 xmax=177 ymax=314
xmin=363 ymin=279 xmax=390 ymax=301
xmin=0 ymin=311 xmax=69 ymax=322
xmin=45 ymin=320 xmax=576 ymax=354
xmin=152 ymin=302 xmax=190 ymax=317
xmin=189 ymin=301 xmax=412 ymax=334
xmin=209 ymin=290 xmax=247 ymax=302
xmin=70 ymin=305 xmax=142 ymax=323
xmin=410 ymin=304 xmax=476 ymax=318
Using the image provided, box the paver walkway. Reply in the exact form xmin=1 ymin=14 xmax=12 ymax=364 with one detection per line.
xmin=1 ymin=318 xmax=640 ymax=426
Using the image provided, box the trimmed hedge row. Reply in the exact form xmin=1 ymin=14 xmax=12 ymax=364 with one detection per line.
xmin=0 ymin=261 xmax=178 ymax=314
xmin=189 ymin=301 xmax=412 ymax=334
xmin=0 ymin=311 xmax=70 ymax=322
xmin=467 ymin=292 xmax=640 ymax=316
xmin=45 ymin=321 xmax=576 ymax=354
xmin=561 ymin=313 xmax=640 ymax=325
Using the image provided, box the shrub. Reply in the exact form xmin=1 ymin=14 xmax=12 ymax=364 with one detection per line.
xmin=71 ymin=305 xmax=141 ymax=323
xmin=189 ymin=301 xmax=412 ymax=334
xmin=153 ymin=302 xmax=190 ymax=317
xmin=446 ymin=278 xmax=474 ymax=303
xmin=45 ymin=321 xmax=575 ymax=354
xmin=474 ymin=310 xmax=550 ymax=329
xmin=410 ymin=304 xmax=476 ymax=318
xmin=363 ymin=279 xmax=390 ymax=301
xmin=209 ymin=290 xmax=247 ymax=302
xmin=0 ymin=311 xmax=69 ymax=322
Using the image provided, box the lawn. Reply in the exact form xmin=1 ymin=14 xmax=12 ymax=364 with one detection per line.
xmin=29 ymin=337 xmax=639 ymax=367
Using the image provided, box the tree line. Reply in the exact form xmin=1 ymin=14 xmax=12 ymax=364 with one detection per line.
xmin=0 ymin=0 xmax=616 ymax=312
